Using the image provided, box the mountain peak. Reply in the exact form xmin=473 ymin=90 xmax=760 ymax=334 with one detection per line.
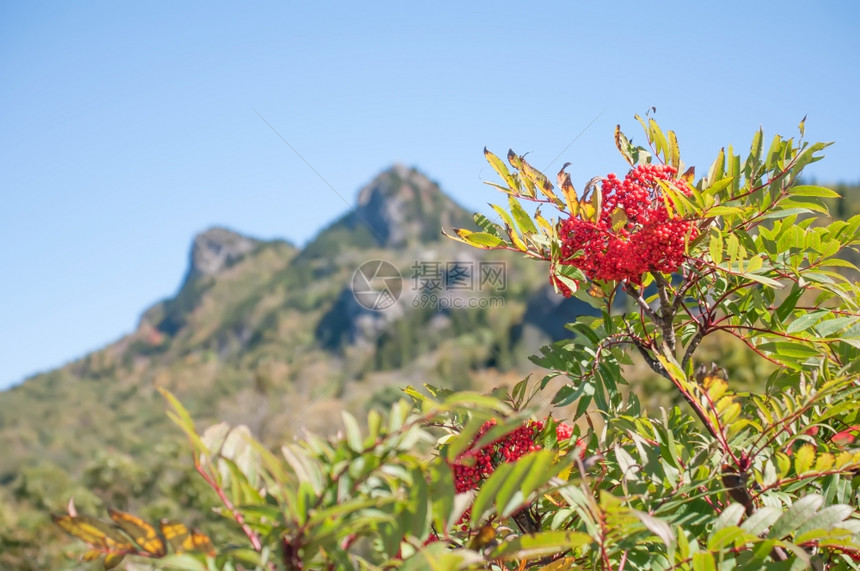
xmin=187 ymin=227 xmax=260 ymax=280
xmin=352 ymin=164 xmax=470 ymax=248
xmin=299 ymin=165 xmax=473 ymax=259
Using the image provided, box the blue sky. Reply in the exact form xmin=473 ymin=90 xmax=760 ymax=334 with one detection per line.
xmin=1 ymin=1 xmax=859 ymax=389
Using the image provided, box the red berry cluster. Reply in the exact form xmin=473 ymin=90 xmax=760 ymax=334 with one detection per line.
xmin=556 ymin=164 xmax=698 ymax=288
xmin=450 ymin=419 xmax=576 ymax=493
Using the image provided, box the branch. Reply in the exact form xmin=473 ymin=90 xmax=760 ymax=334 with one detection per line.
xmin=652 ymin=273 xmax=677 ymax=352
xmin=623 ymin=283 xmax=660 ymax=324
xmin=195 ymin=463 xmax=275 ymax=568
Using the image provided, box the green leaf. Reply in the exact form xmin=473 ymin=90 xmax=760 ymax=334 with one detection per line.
xmin=633 ymin=510 xmax=676 ymax=554
xmin=497 ymin=450 xmax=565 ymax=518
xmin=508 ymin=196 xmax=538 ymax=235
xmin=794 ymin=504 xmax=854 ymax=538
xmin=768 ymin=494 xmax=824 ymax=539
xmin=708 ymin=526 xmax=753 ymax=551
xmin=615 ymin=445 xmax=639 ymax=481
xmin=408 ymin=466 xmax=430 ymax=539
xmin=790 ymin=185 xmax=841 ymax=199
xmin=452 ymin=228 xmax=506 ymax=249
xmin=692 ymin=551 xmax=716 ymax=571
xmin=759 ymin=342 xmax=820 ymax=360
xmin=473 ymin=213 xmax=503 ymax=238
xmin=489 ymin=531 xmax=591 ymax=561
xmin=471 ymin=462 xmax=512 ymax=527
xmin=780 ymin=198 xmax=829 ymax=215
xmin=714 ymin=503 xmax=746 ymax=531
xmin=707 ymin=205 xmax=744 ymax=217
xmin=785 ymin=311 xmax=828 ymax=335
xmin=740 ymin=506 xmax=782 ymax=536
xmin=736 ymin=270 xmax=783 ymax=288
xmin=155 ymin=554 xmax=209 ymax=570
xmin=484 ymin=147 xmax=518 ymax=190
xmin=748 ymin=129 xmax=763 ymax=170
xmin=816 ymin=316 xmax=860 ymax=338
xmin=103 ymin=553 xmax=126 ymax=570
xmin=709 ymin=232 xmax=723 ymax=265
xmin=341 ymin=411 xmax=363 ymax=452
xmin=52 ymin=515 xmax=133 ymax=551
xmin=160 ymin=388 xmax=210 ymax=457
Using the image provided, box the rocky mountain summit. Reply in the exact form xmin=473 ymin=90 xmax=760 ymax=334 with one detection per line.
xmin=300 ymin=165 xmax=473 ymax=260
xmin=186 ymin=227 xmax=261 ymax=280
xmin=352 ymin=164 xmax=470 ymax=247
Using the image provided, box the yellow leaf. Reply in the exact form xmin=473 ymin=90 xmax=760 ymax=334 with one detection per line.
xmin=520 ymin=156 xmax=563 ymax=206
xmin=538 ymin=557 xmax=578 ymax=570
xmin=467 ymin=523 xmax=497 ymax=550
xmin=814 ymin=453 xmax=834 ymax=472
xmin=484 ymin=147 xmax=517 ymax=190
xmin=160 ymin=520 xmax=214 ymax=555
xmin=104 ymin=552 xmax=126 ymax=570
xmin=52 ymin=515 xmax=132 ymax=551
xmin=794 ymin=444 xmax=816 ymax=474
xmin=453 ymin=228 xmax=506 ymax=249
xmin=702 ymin=374 xmax=728 ymax=402
xmin=534 ymin=211 xmax=554 ymax=235
xmin=108 ymin=508 xmax=166 ymax=556
xmin=81 ymin=549 xmax=101 ymax=562
xmin=161 ymin=519 xmax=191 ymax=553
xmin=610 ymin=208 xmax=628 ymax=232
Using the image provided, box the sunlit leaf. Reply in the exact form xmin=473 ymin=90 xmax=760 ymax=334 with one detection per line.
xmin=52 ymin=515 xmax=132 ymax=551
xmin=489 ymin=530 xmax=591 ymax=561
xmin=108 ymin=508 xmax=166 ymax=556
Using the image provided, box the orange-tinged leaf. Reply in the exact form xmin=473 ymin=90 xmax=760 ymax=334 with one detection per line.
xmin=580 ymin=176 xmax=603 ymax=222
xmin=507 ymin=149 xmax=523 ymax=170
xmin=190 ymin=529 xmax=216 ymax=556
xmin=832 ymin=429 xmax=856 ymax=447
xmin=161 ymin=519 xmax=192 ymax=553
xmin=681 ymin=166 xmax=696 ymax=184
xmin=557 ymin=163 xmax=578 ymax=214
xmin=52 ymin=515 xmax=133 ymax=550
xmin=587 ymin=283 xmax=605 ymax=299
xmin=159 ymin=520 xmax=216 ymax=556
xmin=104 ymin=552 xmax=126 ymax=570
xmin=81 ymin=549 xmax=101 ymax=562
xmin=520 ymin=156 xmax=562 ymax=206
xmin=109 ymin=508 xmax=166 ymax=556
xmin=467 ymin=523 xmax=497 ymax=550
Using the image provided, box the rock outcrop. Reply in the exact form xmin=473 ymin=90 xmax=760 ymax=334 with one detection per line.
xmin=187 ymin=227 xmax=260 ymax=280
